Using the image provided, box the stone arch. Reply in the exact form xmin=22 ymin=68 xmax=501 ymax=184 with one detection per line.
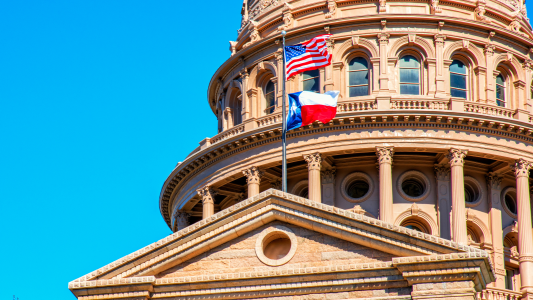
xmin=291 ymin=180 xmax=309 ymax=198
xmin=466 ymin=209 xmax=492 ymax=245
xmin=443 ymin=40 xmax=486 ymax=68
xmin=502 ymin=222 xmax=518 ymax=238
xmin=394 ymin=204 xmax=438 ymax=236
xmin=493 ymin=53 xmax=524 ymax=82
xmin=227 ymin=80 xmax=243 ymax=108
xmin=248 ymin=60 xmax=278 ymax=89
xmin=388 ymin=35 xmax=436 ymax=58
xmin=333 ymin=37 xmax=379 ymax=61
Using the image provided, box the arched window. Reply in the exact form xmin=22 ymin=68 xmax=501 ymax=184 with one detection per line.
xmin=235 ymin=98 xmax=242 ymax=125
xmin=348 ymin=57 xmax=369 ymax=97
xmin=450 ymin=60 xmax=467 ymax=99
xmin=264 ymin=81 xmax=276 ymax=114
xmin=496 ymin=74 xmax=506 ymax=107
xmin=302 ymin=69 xmax=320 ymax=92
xmin=399 ymin=55 xmax=420 ymax=95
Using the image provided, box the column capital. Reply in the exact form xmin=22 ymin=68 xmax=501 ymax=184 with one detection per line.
xmin=448 ymin=148 xmax=468 ymax=167
xmin=513 ymin=159 xmax=533 ymax=178
xmin=304 ymin=153 xmax=322 ymax=171
xmin=321 ymin=167 xmax=336 ymax=184
xmin=172 ymin=211 xmax=190 ymax=231
xmin=376 ymin=146 xmax=394 ymax=165
xmin=242 ymin=166 xmax=264 ymax=184
xmin=434 ymin=164 xmax=451 ymax=181
xmin=197 ymin=186 xmax=216 ymax=204
xmin=486 ymin=172 xmax=503 ymax=190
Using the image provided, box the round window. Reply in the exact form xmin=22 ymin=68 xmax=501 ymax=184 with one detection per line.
xmin=501 ymin=187 xmax=518 ymax=218
xmin=263 ymin=237 xmax=291 ymax=260
xmin=255 ymin=225 xmax=297 ymax=266
xmin=347 ymin=180 xmax=370 ymax=199
xmin=463 ymin=176 xmax=482 ymax=207
xmin=505 ymin=194 xmax=517 ymax=214
xmin=465 ymin=184 xmax=476 ymax=203
xmin=341 ymin=172 xmax=374 ymax=203
xmin=397 ymin=170 xmax=430 ymax=202
xmin=402 ymin=179 xmax=424 ymax=197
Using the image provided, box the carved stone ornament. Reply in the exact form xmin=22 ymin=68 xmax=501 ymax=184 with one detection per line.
xmin=486 ymin=172 xmax=503 ymax=189
xmin=484 ymin=44 xmax=495 ymax=56
xmin=411 ymin=203 xmax=420 ymax=216
xmin=447 ymin=148 xmax=468 ymax=167
xmin=434 ymin=164 xmax=451 ymax=181
xmin=474 ymin=0 xmax=491 ymax=23
xmin=377 ymin=33 xmax=390 ymax=45
xmin=350 ymin=205 xmax=366 ymax=215
xmin=242 ymin=166 xmax=264 ymax=184
xmin=304 ymin=153 xmax=322 ymax=171
xmin=523 ymin=59 xmax=533 ymax=71
xmin=430 ymin=0 xmax=442 ymax=14
xmin=509 ymin=19 xmax=521 ymax=33
xmin=325 ymin=0 xmax=337 ymax=19
xmin=321 ymin=167 xmax=337 ymax=184
xmin=277 ymin=8 xmax=293 ymax=32
xmin=434 ymin=34 xmax=446 ymax=46
xmin=376 ymin=146 xmax=394 ymax=165
xmin=197 ymin=186 xmax=216 ymax=204
xmin=243 ymin=21 xmax=260 ymax=49
xmin=379 ymin=0 xmax=387 ymax=12
xmin=512 ymin=159 xmax=533 ymax=178
xmin=229 ymin=41 xmax=238 ymax=56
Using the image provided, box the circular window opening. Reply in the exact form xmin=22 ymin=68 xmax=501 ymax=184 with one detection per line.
xmin=263 ymin=237 xmax=291 ymax=260
xmin=402 ymin=179 xmax=425 ymax=197
xmin=465 ymin=184 xmax=475 ymax=203
xmin=347 ymin=180 xmax=370 ymax=199
xmin=505 ymin=194 xmax=517 ymax=214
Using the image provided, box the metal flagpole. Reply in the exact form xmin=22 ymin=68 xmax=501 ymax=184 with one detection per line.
xmin=281 ymin=30 xmax=287 ymax=193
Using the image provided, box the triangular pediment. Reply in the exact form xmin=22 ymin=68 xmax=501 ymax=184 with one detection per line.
xmin=69 ymin=189 xmax=494 ymax=299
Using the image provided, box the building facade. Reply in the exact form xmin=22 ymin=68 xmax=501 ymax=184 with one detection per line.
xmin=70 ymin=0 xmax=533 ymax=299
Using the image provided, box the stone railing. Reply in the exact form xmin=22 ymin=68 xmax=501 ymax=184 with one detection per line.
xmin=391 ymin=99 xmax=450 ymax=110
xmin=210 ymin=123 xmax=245 ymax=144
xmin=337 ymin=100 xmax=376 ymax=112
xmin=256 ymin=112 xmax=283 ymax=128
xmin=465 ymin=102 xmax=515 ymax=119
xmin=478 ymin=288 xmax=521 ymax=300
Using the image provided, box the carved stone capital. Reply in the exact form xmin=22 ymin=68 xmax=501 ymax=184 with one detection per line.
xmin=447 ymin=148 xmax=468 ymax=167
xmin=484 ymin=44 xmax=495 ymax=56
xmin=513 ymin=159 xmax=533 ymax=178
xmin=242 ymin=166 xmax=264 ymax=184
xmin=173 ymin=211 xmax=190 ymax=231
xmin=434 ymin=34 xmax=446 ymax=45
xmin=377 ymin=33 xmax=390 ymax=45
xmin=321 ymin=167 xmax=337 ymax=184
xmin=304 ymin=153 xmax=322 ymax=171
xmin=197 ymin=186 xmax=216 ymax=204
xmin=486 ymin=172 xmax=503 ymax=190
xmin=434 ymin=164 xmax=451 ymax=181
xmin=270 ymin=178 xmax=282 ymax=190
xmin=376 ymin=146 xmax=394 ymax=165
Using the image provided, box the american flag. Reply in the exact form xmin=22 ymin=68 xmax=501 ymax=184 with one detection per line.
xmin=284 ymin=34 xmax=332 ymax=80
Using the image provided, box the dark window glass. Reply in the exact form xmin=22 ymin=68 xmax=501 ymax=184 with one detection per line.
xmin=505 ymin=194 xmax=517 ymax=214
xmin=402 ymin=179 xmax=424 ymax=197
xmin=496 ymin=74 xmax=506 ymax=107
xmin=264 ymin=81 xmax=276 ymax=114
xmin=465 ymin=184 xmax=475 ymax=203
xmin=405 ymin=225 xmax=422 ymax=232
xmin=347 ymin=180 xmax=369 ymax=198
xmin=303 ymin=69 xmax=320 ymax=92
xmin=400 ymin=55 xmax=420 ymax=95
xmin=300 ymin=187 xmax=309 ymax=198
xmin=235 ymin=99 xmax=242 ymax=125
xmin=450 ymin=60 xmax=467 ymax=99
xmin=348 ymin=57 xmax=369 ymax=97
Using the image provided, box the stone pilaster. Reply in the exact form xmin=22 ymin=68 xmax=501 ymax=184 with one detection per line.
xmin=377 ymin=33 xmax=390 ymax=93
xmin=448 ymin=148 xmax=468 ymax=244
xmin=172 ymin=211 xmax=190 ymax=232
xmin=484 ymin=44 xmax=496 ymax=105
xmin=513 ymin=159 xmax=533 ymax=292
xmin=242 ymin=166 xmax=263 ymax=198
xmin=434 ymin=34 xmax=447 ymax=97
xmin=435 ymin=164 xmax=451 ymax=239
xmin=304 ymin=153 xmax=322 ymax=202
xmin=321 ymin=167 xmax=336 ymax=206
xmin=486 ymin=172 xmax=505 ymax=288
xmin=240 ymin=68 xmax=250 ymax=120
xmin=197 ymin=186 xmax=216 ymax=220
xmin=376 ymin=146 xmax=394 ymax=223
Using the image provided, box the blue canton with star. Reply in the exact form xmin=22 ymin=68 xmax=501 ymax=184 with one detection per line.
xmin=284 ymin=44 xmax=306 ymax=62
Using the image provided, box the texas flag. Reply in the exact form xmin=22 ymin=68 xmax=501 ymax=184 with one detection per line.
xmin=286 ymin=91 xmax=340 ymax=131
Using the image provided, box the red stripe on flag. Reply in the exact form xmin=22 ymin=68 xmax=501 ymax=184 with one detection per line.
xmin=301 ymin=105 xmax=337 ymax=126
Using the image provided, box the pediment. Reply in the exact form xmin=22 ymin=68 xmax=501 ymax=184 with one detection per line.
xmin=69 ymin=189 xmax=494 ymax=299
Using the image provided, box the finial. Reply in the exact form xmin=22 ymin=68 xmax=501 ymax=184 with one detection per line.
xmin=281 ymin=30 xmax=287 ymax=37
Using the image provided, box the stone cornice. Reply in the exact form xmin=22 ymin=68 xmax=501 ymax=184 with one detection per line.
xmin=160 ymin=109 xmax=533 ymax=228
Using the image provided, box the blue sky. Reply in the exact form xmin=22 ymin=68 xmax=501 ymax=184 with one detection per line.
xmin=0 ymin=1 xmax=240 ymax=298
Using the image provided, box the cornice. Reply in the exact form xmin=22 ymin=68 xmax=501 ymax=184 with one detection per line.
xmin=160 ymin=109 xmax=533 ymax=228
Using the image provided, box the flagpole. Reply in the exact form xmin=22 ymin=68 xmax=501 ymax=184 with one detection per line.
xmin=281 ymin=30 xmax=287 ymax=193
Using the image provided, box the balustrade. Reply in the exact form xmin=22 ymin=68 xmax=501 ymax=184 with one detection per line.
xmin=478 ymin=288 xmax=521 ymax=300
xmin=256 ymin=112 xmax=283 ymax=128
xmin=391 ymin=99 xmax=449 ymax=110
xmin=465 ymin=102 xmax=515 ymax=118
xmin=337 ymin=100 xmax=376 ymax=112
xmin=210 ymin=124 xmax=245 ymax=144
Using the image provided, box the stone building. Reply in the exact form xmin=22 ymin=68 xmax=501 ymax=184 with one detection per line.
xmin=69 ymin=0 xmax=533 ymax=299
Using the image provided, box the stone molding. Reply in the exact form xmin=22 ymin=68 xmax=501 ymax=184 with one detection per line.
xmin=161 ymin=112 xmax=533 ymax=227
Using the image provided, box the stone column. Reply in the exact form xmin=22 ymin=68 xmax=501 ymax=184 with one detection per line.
xmin=435 ymin=164 xmax=451 ymax=239
xmin=448 ymin=148 xmax=468 ymax=244
xmin=376 ymin=146 xmax=394 ymax=223
xmin=321 ymin=167 xmax=336 ymax=206
xmin=513 ymin=159 xmax=533 ymax=292
xmin=197 ymin=186 xmax=216 ymax=219
xmin=172 ymin=211 xmax=190 ymax=232
xmin=486 ymin=172 xmax=505 ymax=288
xmin=304 ymin=153 xmax=322 ymax=202
xmin=240 ymin=68 xmax=251 ymax=120
xmin=243 ymin=166 xmax=263 ymax=198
